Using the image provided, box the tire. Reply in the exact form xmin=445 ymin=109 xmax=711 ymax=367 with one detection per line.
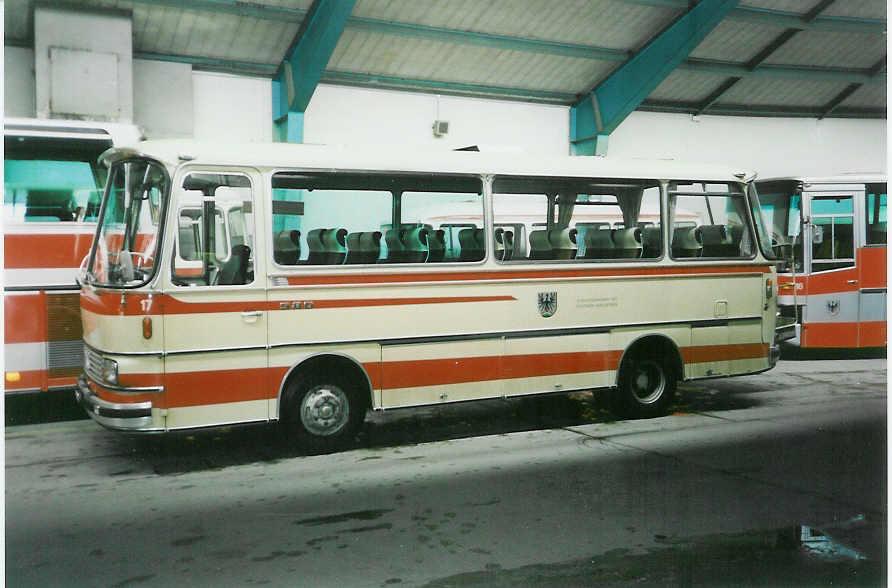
xmin=282 ymin=370 xmax=365 ymax=452
xmin=610 ymin=354 xmax=676 ymax=419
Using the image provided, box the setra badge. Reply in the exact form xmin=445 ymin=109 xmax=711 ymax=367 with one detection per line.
xmin=537 ymin=291 xmax=558 ymax=318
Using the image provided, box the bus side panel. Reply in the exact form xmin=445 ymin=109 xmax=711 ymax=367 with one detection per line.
xmin=502 ymin=333 xmax=615 ymax=397
xmin=381 ymin=339 xmax=503 ymax=407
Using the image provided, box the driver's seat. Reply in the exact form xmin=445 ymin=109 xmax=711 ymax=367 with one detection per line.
xmin=215 ymin=245 xmax=251 ymax=285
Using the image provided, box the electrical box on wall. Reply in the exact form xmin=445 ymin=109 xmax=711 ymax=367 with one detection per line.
xmin=432 ymin=120 xmax=449 ymax=137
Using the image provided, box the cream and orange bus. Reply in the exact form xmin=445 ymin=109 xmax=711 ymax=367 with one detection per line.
xmin=755 ymin=175 xmax=886 ymax=349
xmin=75 ymin=141 xmax=779 ymax=449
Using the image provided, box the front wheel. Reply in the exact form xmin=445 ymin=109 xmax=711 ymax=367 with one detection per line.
xmin=610 ymin=355 xmax=676 ymax=419
xmin=282 ymin=372 xmax=365 ymax=451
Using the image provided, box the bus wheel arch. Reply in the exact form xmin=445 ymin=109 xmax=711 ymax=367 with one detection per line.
xmin=611 ymin=335 xmax=682 ymax=419
xmin=278 ymin=354 xmax=372 ymax=450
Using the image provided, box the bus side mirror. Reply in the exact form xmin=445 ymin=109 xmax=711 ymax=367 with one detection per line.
xmin=813 ymin=225 xmax=824 ymax=244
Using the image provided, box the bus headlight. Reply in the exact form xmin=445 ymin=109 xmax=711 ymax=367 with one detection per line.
xmin=101 ymin=358 xmax=119 ymax=385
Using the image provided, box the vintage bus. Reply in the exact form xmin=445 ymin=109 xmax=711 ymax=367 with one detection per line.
xmin=4 ymin=118 xmax=142 ymax=394
xmin=75 ymin=141 xmax=779 ymax=448
xmin=755 ymin=176 xmax=886 ymax=349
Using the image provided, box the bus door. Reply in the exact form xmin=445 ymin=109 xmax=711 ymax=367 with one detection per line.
xmin=858 ymin=185 xmax=887 ymax=347
xmin=802 ymin=188 xmax=860 ymax=347
xmin=164 ymin=169 xmax=268 ymax=428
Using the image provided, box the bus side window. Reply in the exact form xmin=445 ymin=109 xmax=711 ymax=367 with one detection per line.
xmin=492 ymin=178 xmax=661 ymax=262
xmin=669 ymin=183 xmax=754 ymax=260
xmin=270 ymin=173 xmax=484 ymax=265
xmin=810 ymin=196 xmax=855 ymax=272
xmin=865 ymin=186 xmax=887 ymax=245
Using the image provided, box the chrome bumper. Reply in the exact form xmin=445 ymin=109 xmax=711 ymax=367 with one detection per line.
xmin=76 ymin=374 xmax=159 ymax=432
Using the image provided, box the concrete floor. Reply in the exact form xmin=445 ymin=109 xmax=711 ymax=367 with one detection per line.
xmin=5 ymin=358 xmax=886 ymax=586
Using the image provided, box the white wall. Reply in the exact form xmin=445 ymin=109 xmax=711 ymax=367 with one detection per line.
xmin=4 ymin=46 xmax=36 ymax=118
xmin=609 ymin=111 xmax=887 ymax=178
xmin=133 ymin=59 xmax=193 ymax=139
xmin=192 ymin=72 xmax=273 ymax=142
xmin=304 ymin=85 xmax=569 ymax=155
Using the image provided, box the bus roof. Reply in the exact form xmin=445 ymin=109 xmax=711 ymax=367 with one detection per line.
xmin=102 ymin=139 xmax=753 ymax=183
xmin=758 ymin=174 xmax=887 ymax=185
xmin=4 ymin=117 xmax=143 ymax=146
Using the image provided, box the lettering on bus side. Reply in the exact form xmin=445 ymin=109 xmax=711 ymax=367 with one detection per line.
xmin=279 ymin=301 xmax=315 ymax=310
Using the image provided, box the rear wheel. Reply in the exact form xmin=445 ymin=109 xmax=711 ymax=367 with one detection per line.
xmin=611 ymin=354 xmax=676 ymax=419
xmin=282 ymin=371 xmax=365 ymax=451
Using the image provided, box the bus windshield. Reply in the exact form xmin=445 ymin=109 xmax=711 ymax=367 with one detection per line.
xmin=85 ymin=159 xmax=168 ymax=288
xmin=4 ymin=135 xmax=110 ymax=222
xmin=754 ymin=180 xmax=801 ymax=272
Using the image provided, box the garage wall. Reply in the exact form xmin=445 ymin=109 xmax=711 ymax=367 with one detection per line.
xmin=5 ymin=46 xmax=36 ymax=118
xmin=609 ymin=111 xmax=888 ymax=178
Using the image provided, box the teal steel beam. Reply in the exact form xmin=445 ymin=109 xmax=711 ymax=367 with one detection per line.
xmin=272 ymin=0 xmax=355 ymax=142
xmin=641 ymin=99 xmax=885 ymax=119
xmin=321 ymin=71 xmax=577 ymax=104
xmin=614 ymin=0 xmax=885 ymax=33
xmin=571 ymin=0 xmax=739 ymax=155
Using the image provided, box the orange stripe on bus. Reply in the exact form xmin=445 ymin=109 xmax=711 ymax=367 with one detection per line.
xmin=164 ymin=368 xmax=271 ymax=407
xmin=4 ymin=233 xmax=93 ymax=269
xmin=96 ymin=342 xmax=771 ymax=408
xmin=81 ymin=291 xmax=516 ymax=316
xmin=858 ymin=247 xmax=887 ymax=290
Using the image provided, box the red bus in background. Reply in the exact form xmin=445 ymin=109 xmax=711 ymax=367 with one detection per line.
xmin=4 ymin=118 xmax=142 ymax=394
xmin=756 ymin=175 xmax=886 ymax=349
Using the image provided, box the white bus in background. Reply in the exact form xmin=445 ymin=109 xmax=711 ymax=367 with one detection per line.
xmin=4 ymin=118 xmax=142 ymax=394
xmin=76 ymin=141 xmax=779 ymax=450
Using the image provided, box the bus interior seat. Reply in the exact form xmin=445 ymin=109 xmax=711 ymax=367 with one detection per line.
xmin=427 ymin=229 xmax=446 ymax=262
xmin=869 ymin=222 xmax=887 ymax=244
xmin=672 ymin=226 xmax=703 ymax=258
xmin=495 ymin=228 xmax=515 ymax=261
xmin=699 ymin=225 xmax=738 ymax=257
xmin=580 ymin=228 xmax=614 ymax=259
xmin=528 ymin=230 xmax=553 ymax=260
xmin=502 ymin=230 xmax=515 ymax=261
xmin=640 ymin=226 xmax=662 ymax=258
xmin=382 ymin=228 xmax=408 ymax=263
xmin=361 ymin=231 xmax=383 ymax=263
xmin=344 ymin=231 xmax=363 ymax=264
xmin=273 ymin=229 xmax=301 ymax=265
xmin=25 ymin=189 xmax=77 ymax=221
xmin=305 ymin=228 xmax=327 ymax=264
xmin=458 ymin=227 xmax=485 ymax=261
xmin=216 ymin=244 xmax=251 ymax=285
xmin=322 ymin=227 xmax=347 ymax=264
xmin=612 ymin=227 xmax=643 ymax=258
xmin=402 ymin=227 xmax=430 ymax=263
xmin=548 ymin=228 xmax=577 ymax=260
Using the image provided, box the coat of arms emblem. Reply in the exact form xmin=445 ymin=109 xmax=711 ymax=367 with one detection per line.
xmin=538 ymin=291 xmax=557 ymax=318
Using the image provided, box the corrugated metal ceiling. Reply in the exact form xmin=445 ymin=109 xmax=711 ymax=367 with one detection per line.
xmin=4 ymin=0 xmax=886 ymax=118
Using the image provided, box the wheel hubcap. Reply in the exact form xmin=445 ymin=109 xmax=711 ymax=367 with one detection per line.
xmin=300 ymin=385 xmax=349 ymax=436
xmin=631 ymin=361 xmax=666 ymax=405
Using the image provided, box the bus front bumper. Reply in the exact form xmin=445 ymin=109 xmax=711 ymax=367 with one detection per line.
xmin=75 ymin=374 xmax=158 ymax=432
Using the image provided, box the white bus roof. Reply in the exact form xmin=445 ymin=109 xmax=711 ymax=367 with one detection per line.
xmin=758 ymin=174 xmax=887 ymax=185
xmin=4 ymin=117 xmax=143 ymax=145
xmin=103 ymin=139 xmax=753 ymax=183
